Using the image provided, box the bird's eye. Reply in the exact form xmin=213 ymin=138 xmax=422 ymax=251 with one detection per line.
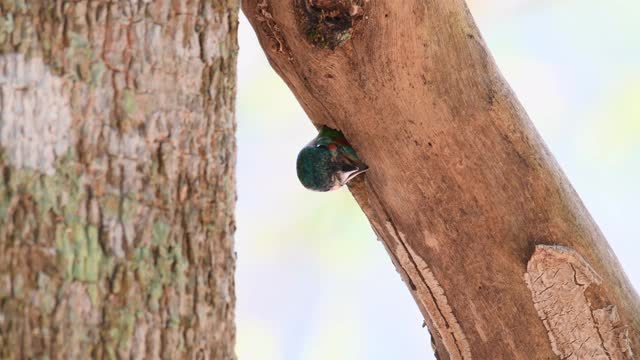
xmin=315 ymin=143 xmax=336 ymax=151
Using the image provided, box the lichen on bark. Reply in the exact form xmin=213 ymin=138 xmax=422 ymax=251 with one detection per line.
xmin=0 ymin=1 xmax=239 ymax=358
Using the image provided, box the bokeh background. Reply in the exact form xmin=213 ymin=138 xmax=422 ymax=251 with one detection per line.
xmin=235 ymin=0 xmax=640 ymax=358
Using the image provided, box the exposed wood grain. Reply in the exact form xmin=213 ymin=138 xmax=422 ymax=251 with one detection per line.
xmin=242 ymin=0 xmax=640 ymax=358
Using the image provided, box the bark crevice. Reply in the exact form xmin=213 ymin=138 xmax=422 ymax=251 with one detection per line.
xmin=295 ymin=0 xmax=366 ymax=49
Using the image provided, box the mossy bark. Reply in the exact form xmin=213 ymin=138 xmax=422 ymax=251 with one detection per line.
xmin=0 ymin=1 xmax=238 ymax=359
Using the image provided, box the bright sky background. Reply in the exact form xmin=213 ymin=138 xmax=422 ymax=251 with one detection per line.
xmin=235 ymin=1 xmax=640 ymax=358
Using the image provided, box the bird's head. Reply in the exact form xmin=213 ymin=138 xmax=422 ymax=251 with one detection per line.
xmin=296 ymin=140 xmax=368 ymax=192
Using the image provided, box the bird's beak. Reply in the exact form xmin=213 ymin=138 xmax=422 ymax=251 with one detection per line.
xmin=340 ymin=163 xmax=369 ymax=185
xmin=335 ymin=145 xmax=369 ymax=186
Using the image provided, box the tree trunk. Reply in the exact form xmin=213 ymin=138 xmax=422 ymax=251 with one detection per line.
xmin=0 ymin=1 xmax=237 ymax=359
xmin=242 ymin=0 xmax=640 ymax=358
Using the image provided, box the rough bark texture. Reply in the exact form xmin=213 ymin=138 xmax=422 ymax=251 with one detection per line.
xmin=242 ymin=0 xmax=640 ymax=358
xmin=0 ymin=1 xmax=238 ymax=359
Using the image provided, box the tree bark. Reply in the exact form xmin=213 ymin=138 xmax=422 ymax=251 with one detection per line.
xmin=0 ymin=1 xmax=237 ymax=359
xmin=242 ymin=0 xmax=640 ymax=358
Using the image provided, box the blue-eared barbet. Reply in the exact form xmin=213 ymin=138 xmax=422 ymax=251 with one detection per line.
xmin=296 ymin=126 xmax=368 ymax=191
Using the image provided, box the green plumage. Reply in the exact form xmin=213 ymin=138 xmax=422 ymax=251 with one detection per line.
xmin=296 ymin=126 xmax=368 ymax=192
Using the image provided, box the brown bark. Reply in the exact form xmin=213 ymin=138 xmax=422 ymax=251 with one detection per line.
xmin=0 ymin=1 xmax=237 ymax=359
xmin=242 ymin=0 xmax=640 ymax=358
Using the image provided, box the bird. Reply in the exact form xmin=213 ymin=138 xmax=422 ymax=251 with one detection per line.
xmin=296 ymin=126 xmax=368 ymax=191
